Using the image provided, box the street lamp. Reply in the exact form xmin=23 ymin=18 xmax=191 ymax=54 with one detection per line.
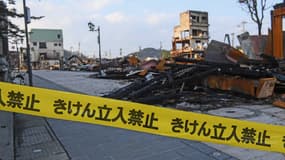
xmin=23 ymin=0 xmax=33 ymax=86
xmin=88 ymin=22 xmax=102 ymax=75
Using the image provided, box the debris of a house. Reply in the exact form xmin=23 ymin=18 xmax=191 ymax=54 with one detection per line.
xmin=105 ymin=40 xmax=282 ymax=110
xmin=103 ymin=2 xmax=285 ymax=112
xmin=205 ymin=75 xmax=276 ymax=98
xmin=273 ymin=99 xmax=285 ymax=109
xmin=237 ymin=32 xmax=269 ymax=60
xmin=127 ymin=55 xmax=140 ymax=66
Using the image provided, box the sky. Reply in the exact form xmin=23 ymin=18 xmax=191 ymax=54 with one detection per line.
xmin=9 ymin=0 xmax=282 ymax=58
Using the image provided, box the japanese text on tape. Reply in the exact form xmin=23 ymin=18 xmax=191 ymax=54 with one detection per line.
xmin=0 ymin=82 xmax=284 ymax=153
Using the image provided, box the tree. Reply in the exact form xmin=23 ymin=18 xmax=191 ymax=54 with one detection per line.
xmin=239 ymin=0 xmax=268 ymax=36
xmin=0 ymin=1 xmax=11 ymax=81
xmin=0 ymin=1 xmax=25 ymax=40
xmin=0 ymin=0 xmax=43 ymax=82
xmin=0 ymin=0 xmax=44 ymax=40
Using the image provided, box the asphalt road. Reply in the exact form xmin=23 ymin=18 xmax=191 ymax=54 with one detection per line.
xmin=32 ymin=73 xmax=238 ymax=160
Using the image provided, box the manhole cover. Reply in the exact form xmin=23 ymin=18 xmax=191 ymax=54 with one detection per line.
xmin=207 ymin=107 xmax=259 ymax=119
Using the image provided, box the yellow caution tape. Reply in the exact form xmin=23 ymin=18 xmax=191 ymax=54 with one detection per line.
xmin=0 ymin=82 xmax=285 ymax=153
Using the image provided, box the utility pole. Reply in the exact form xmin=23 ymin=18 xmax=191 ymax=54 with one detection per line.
xmin=120 ymin=48 xmax=122 ymax=57
xmin=14 ymin=39 xmax=20 ymax=71
xmin=109 ymin=49 xmax=111 ymax=58
xmin=230 ymin=33 xmax=235 ymax=47
xmin=138 ymin=46 xmax=141 ymax=57
xmin=241 ymin=21 xmax=247 ymax=33
xmin=98 ymin=26 xmax=102 ymax=71
xmin=23 ymin=0 xmax=33 ymax=86
xmin=88 ymin=22 xmax=102 ymax=75
xmin=78 ymin=42 xmax=81 ymax=56
xmin=160 ymin=41 xmax=162 ymax=58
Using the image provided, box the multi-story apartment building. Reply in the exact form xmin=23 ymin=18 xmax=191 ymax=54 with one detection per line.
xmin=171 ymin=10 xmax=209 ymax=58
xmin=29 ymin=29 xmax=64 ymax=69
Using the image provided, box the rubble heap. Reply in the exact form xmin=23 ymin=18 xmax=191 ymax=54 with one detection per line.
xmin=104 ymin=40 xmax=284 ymax=111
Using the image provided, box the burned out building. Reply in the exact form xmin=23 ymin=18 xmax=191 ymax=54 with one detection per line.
xmin=171 ymin=10 xmax=209 ymax=58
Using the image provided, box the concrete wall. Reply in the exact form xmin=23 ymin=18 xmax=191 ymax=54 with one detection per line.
xmin=172 ymin=10 xmax=209 ymax=56
xmin=30 ymin=41 xmax=64 ymax=62
xmin=180 ymin=11 xmax=190 ymax=30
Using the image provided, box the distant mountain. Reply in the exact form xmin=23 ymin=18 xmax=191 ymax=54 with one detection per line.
xmin=129 ymin=48 xmax=169 ymax=60
xmin=64 ymin=50 xmax=88 ymax=60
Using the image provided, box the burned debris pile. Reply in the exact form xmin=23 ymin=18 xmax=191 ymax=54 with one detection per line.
xmin=103 ymin=40 xmax=283 ymax=111
xmin=103 ymin=2 xmax=285 ymax=111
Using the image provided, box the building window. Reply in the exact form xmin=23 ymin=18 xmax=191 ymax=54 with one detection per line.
xmin=191 ymin=15 xmax=199 ymax=23
xmin=202 ymin=16 xmax=207 ymax=21
xmin=196 ymin=16 xmax=200 ymax=23
xmin=192 ymin=29 xmax=198 ymax=36
xmin=54 ymin=43 xmax=58 ymax=47
xmin=33 ymin=42 xmax=37 ymax=46
xmin=39 ymin=42 xmax=47 ymax=49
xmin=39 ymin=53 xmax=47 ymax=60
xmin=202 ymin=31 xmax=208 ymax=37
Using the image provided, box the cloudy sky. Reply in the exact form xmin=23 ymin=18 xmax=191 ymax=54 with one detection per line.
xmin=10 ymin=0 xmax=282 ymax=58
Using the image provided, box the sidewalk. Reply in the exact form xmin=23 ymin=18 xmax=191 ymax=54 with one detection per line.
xmin=8 ymin=71 xmax=70 ymax=160
xmin=14 ymin=114 xmax=69 ymax=160
xmin=0 ymin=111 xmax=14 ymax=160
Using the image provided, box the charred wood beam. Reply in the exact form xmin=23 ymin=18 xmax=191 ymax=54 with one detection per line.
xmin=271 ymin=72 xmax=285 ymax=82
xmin=172 ymin=65 xmax=212 ymax=77
xmin=105 ymin=79 xmax=145 ymax=99
xmin=216 ymin=66 xmax=272 ymax=78
xmin=128 ymin=80 xmax=163 ymax=100
xmin=173 ymin=68 xmax=218 ymax=85
xmin=106 ymin=74 xmax=167 ymax=99
xmin=173 ymin=58 xmax=273 ymax=79
xmin=134 ymin=91 xmax=179 ymax=104
xmin=173 ymin=57 xmax=202 ymax=64
xmin=173 ymin=66 xmax=199 ymax=78
xmin=127 ymin=74 xmax=170 ymax=99
xmin=173 ymin=57 xmax=239 ymax=67
xmin=173 ymin=56 xmax=280 ymax=70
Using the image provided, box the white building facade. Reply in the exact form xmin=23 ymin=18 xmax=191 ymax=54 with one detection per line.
xmin=29 ymin=29 xmax=64 ymax=69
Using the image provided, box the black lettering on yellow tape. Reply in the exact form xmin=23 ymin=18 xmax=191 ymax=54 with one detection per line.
xmin=0 ymin=82 xmax=284 ymax=153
